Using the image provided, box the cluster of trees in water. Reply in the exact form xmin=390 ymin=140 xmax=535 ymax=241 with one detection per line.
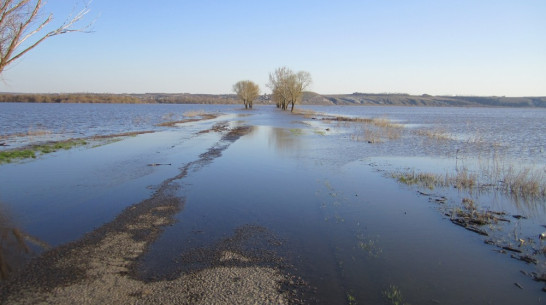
xmin=232 ymin=81 xmax=260 ymax=109
xmin=233 ymin=66 xmax=312 ymax=112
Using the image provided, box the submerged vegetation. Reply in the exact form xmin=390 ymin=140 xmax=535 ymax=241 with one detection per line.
xmin=307 ymin=113 xmax=546 ymax=202
xmin=156 ymin=112 xmax=218 ymax=127
xmin=1 ymin=110 xmax=223 ymax=165
xmin=502 ymin=166 xmax=546 ymax=199
xmin=312 ymin=111 xmax=546 ymax=294
xmin=0 ymin=140 xmax=87 ymax=164
xmin=317 ymin=113 xmax=545 ymax=201
xmin=414 ymin=127 xmax=452 ymax=141
xmin=0 ymin=150 xmax=36 ymax=164
xmin=323 ymin=116 xmax=403 ymax=143
xmin=1 ymin=104 xmax=545 ymax=301
xmin=383 ymin=285 xmax=406 ymax=305
xmin=346 ymin=292 xmax=357 ymax=305
xmin=393 ymin=171 xmax=442 ymax=190
xmin=391 ymin=168 xmax=479 ymax=191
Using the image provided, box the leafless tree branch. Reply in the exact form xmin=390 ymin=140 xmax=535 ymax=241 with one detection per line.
xmin=0 ymin=0 xmax=92 ymax=74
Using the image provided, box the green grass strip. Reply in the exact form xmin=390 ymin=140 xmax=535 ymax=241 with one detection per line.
xmin=0 ymin=139 xmax=87 ymax=164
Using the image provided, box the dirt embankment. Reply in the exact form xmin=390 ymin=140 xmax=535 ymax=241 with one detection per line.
xmin=0 ymin=125 xmax=306 ymax=305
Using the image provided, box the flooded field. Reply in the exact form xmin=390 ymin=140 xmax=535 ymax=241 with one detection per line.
xmin=0 ymin=103 xmax=232 ymax=150
xmin=0 ymin=103 xmax=545 ymax=304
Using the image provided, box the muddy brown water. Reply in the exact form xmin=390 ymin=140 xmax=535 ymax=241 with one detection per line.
xmin=0 ymin=106 xmax=545 ymax=304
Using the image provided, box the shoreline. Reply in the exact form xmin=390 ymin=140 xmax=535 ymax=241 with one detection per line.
xmin=1 ymin=93 xmax=545 ymax=108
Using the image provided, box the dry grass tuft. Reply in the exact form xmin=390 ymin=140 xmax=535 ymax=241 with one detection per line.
xmin=393 ymin=167 xmax=479 ymax=192
xmin=157 ymin=112 xmax=219 ymax=127
xmin=414 ymin=128 xmax=451 ymax=141
xmin=292 ymin=108 xmax=320 ymax=118
xmin=26 ymin=129 xmax=51 ymax=137
xmin=450 ymin=198 xmax=509 ymax=235
xmin=393 ymin=162 xmax=546 ymax=201
xmin=349 ymin=117 xmax=403 ymax=143
xmin=461 ymin=198 xmax=476 ymax=211
xmin=183 ymin=110 xmax=207 ymax=117
xmin=160 ymin=112 xmax=176 ymax=121
xmin=352 ymin=127 xmax=383 ymax=143
xmin=392 ymin=171 xmax=446 ymax=190
xmin=502 ymin=166 xmax=546 ymax=199
xmin=453 ymin=168 xmax=477 ymax=189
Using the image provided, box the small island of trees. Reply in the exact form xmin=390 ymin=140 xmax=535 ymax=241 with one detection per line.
xmin=267 ymin=67 xmax=312 ymax=112
xmin=233 ymin=66 xmax=312 ymax=112
xmin=232 ymin=81 xmax=260 ymax=109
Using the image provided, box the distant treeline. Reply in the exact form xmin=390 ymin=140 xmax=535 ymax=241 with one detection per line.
xmin=1 ymin=92 xmax=545 ymax=108
xmin=134 ymin=93 xmax=241 ymax=104
xmin=0 ymin=93 xmax=243 ymax=105
xmin=0 ymin=93 xmax=144 ymax=104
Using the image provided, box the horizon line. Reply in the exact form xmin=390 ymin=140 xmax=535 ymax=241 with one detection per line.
xmin=1 ymin=91 xmax=545 ymax=98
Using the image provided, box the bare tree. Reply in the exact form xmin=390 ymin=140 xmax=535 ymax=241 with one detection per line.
xmin=287 ymin=71 xmax=312 ymax=112
xmin=267 ymin=67 xmax=312 ymax=112
xmin=267 ymin=66 xmax=292 ymax=110
xmin=0 ymin=0 xmax=91 ymax=75
xmin=233 ymin=80 xmax=260 ymax=109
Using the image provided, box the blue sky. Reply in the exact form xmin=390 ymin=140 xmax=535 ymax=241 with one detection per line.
xmin=1 ymin=0 xmax=544 ymax=96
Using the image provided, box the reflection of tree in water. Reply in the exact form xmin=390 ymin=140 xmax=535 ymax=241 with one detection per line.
xmin=267 ymin=128 xmax=306 ymax=154
xmin=0 ymin=203 xmax=48 ymax=280
xmin=0 ymin=205 xmax=27 ymax=279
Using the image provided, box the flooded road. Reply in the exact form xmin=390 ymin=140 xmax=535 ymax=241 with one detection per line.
xmin=138 ymin=114 xmax=546 ymax=304
xmin=1 ymin=105 xmax=545 ymax=304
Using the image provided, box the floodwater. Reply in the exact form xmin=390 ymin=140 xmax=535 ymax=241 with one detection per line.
xmin=0 ymin=103 xmax=233 ymax=149
xmin=1 ymin=103 xmax=545 ymax=304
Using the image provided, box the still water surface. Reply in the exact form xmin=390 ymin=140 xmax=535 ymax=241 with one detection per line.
xmin=2 ymin=103 xmax=544 ymax=163
xmin=0 ymin=103 xmax=234 ymax=149
xmin=1 ymin=103 xmax=545 ymax=304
